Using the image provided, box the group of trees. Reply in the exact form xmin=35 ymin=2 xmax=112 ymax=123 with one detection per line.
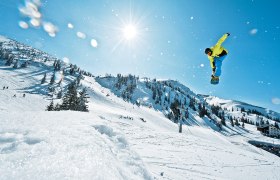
xmin=45 ymin=59 xmax=93 ymax=112
xmin=46 ymin=81 xmax=89 ymax=112
xmin=0 ymin=40 xmax=52 ymax=68
xmin=0 ymin=37 xmax=93 ymax=113
xmin=198 ymin=103 xmax=208 ymax=118
xmin=114 ymin=74 xmax=138 ymax=102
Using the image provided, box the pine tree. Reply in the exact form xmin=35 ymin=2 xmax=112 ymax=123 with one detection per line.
xmin=189 ymin=97 xmax=196 ymax=111
xmin=70 ymin=68 xmax=75 ymax=75
xmin=235 ymin=119 xmax=240 ymax=126
xmin=77 ymin=88 xmax=89 ymax=112
xmin=152 ymin=89 xmax=156 ymax=100
xmin=60 ymin=81 xmax=78 ymax=110
xmin=55 ymin=61 xmax=61 ymax=71
xmin=54 ymin=103 xmax=60 ymax=111
xmin=275 ymin=122 xmax=279 ymax=129
xmin=41 ymin=73 xmax=47 ymax=84
xmin=221 ymin=116 xmax=226 ymax=126
xmin=198 ymin=103 xmax=207 ymax=118
xmin=50 ymin=72 xmax=55 ymax=85
xmin=21 ymin=61 xmax=28 ymax=68
xmin=57 ymin=90 xmax=63 ymax=99
xmin=77 ymin=73 xmax=84 ymax=85
xmin=46 ymin=100 xmax=54 ymax=111
xmin=230 ymin=116 xmax=234 ymax=126
xmin=170 ymin=99 xmax=180 ymax=122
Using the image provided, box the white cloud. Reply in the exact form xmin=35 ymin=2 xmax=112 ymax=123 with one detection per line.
xmin=272 ymin=98 xmax=280 ymax=105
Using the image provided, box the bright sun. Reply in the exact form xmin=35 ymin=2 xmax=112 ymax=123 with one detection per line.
xmin=123 ymin=24 xmax=137 ymax=40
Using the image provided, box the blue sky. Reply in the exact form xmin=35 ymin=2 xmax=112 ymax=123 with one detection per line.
xmin=0 ymin=0 xmax=280 ymax=112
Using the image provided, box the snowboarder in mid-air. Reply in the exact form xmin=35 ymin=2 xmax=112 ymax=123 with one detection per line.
xmin=205 ymin=33 xmax=230 ymax=84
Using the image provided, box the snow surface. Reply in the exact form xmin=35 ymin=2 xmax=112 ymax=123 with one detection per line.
xmin=1 ymin=63 xmax=280 ymax=180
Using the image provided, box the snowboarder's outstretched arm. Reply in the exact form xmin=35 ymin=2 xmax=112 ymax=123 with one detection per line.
xmin=214 ymin=33 xmax=230 ymax=48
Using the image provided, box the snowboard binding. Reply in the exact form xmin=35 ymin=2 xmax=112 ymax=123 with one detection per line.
xmin=210 ymin=75 xmax=219 ymax=85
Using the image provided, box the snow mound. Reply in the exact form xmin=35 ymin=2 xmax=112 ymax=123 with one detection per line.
xmin=0 ymin=112 xmax=153 ymax=180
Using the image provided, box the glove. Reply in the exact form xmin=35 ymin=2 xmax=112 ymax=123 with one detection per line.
xmin=226 ymin=33 xmax=230 ymax=36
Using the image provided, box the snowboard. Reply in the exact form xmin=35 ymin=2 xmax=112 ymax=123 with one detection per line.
xmin=210 ymin=76 xmax=219 ymax=85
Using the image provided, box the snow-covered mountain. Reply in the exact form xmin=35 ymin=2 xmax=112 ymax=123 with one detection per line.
xmin=1 ymin=35 xmax=280 ymax=180
xmin=96 ymin=75 xmax=280 ymax=128
xmin=204 ymin=95 xmax=280 ymax=120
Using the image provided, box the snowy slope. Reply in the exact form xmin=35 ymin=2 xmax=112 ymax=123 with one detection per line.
xmin=1 ymin=36 xmax=280 ymax=179
xmin=1 ymin=67 xmax=280 ymax=179
xmin=205 ymin=95 xmax=280 ymax=120
xmin=96 ymin=75 xmax=280 ymax=138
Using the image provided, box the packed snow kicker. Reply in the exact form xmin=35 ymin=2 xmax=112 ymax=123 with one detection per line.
xmin=1 ymin=36 xmax=280 ymax=180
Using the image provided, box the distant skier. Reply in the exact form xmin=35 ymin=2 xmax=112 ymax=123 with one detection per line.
xmin=205 ymin=33 xmax=230 ymax=84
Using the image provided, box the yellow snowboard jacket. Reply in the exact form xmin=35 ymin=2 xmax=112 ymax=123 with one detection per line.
xmin=207 ymin=34 xmax=229 ymax=69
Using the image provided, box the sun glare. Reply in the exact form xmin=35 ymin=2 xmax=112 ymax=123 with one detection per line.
xmin=123 ymin=24 xmax=137 ymax=40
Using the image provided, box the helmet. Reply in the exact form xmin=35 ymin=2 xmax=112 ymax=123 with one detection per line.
xmin=205 ymin=48 xmax=212 ymax=55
